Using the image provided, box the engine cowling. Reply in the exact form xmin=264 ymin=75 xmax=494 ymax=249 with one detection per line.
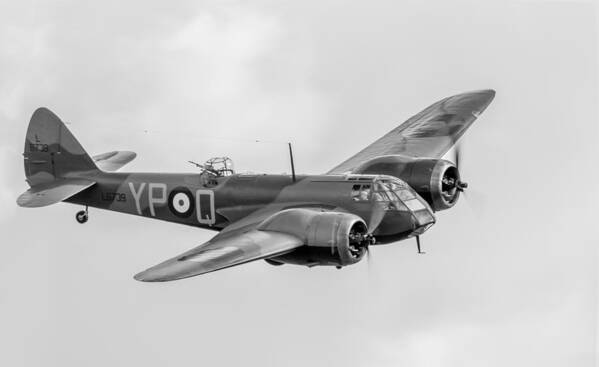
xmin=258 ymin=208 xmax=370 ymax=267
xmin=353 ymin=155 xmax=461 ymax=211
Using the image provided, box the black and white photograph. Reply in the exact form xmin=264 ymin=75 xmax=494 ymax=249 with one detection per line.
xmin=0 ymin=1 xmax=597 ymax=366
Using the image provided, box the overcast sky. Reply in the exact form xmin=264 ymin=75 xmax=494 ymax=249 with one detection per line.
xmin=0 ymin=1 xmax=597 ymax=366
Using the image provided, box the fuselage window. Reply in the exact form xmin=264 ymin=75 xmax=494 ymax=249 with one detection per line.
xmin=351 ymin=184 xmax=371 ymax=201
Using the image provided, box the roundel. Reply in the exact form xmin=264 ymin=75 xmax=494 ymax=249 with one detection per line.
xmin=168 ymin=187 xmax=195 ymax=218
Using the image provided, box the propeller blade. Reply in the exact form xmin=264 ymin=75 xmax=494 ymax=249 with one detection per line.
xmin=368 ymin=200 xmax=386 ymax=234
xmin=452 ymin=143 xmax=469 ymax=192
xmin=454 ymin=143 xmax=461 ymax=169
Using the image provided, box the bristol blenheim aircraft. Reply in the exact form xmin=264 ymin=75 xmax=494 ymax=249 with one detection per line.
xmin=17 ymin=90 xmax=495 ymax=282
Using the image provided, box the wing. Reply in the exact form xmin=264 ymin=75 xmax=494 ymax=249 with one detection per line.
xmin=328 ymin=89 xmax=495 ymax=174
xmin=135 ymin=202 xmax=343 ymax=282
xmin=134 ymin=230 xmax=302 ymax=282
xmin=134 ymin=204 xmax=306 ymax=282
xmin=93 ymin=151 xmax=136 ymax=171
xmin=16 ymin=178 xmax=96 ymax=208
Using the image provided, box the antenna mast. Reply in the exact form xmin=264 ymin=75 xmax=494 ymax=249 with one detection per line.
xmin=288 ymin=142 xmax=296 ymax=182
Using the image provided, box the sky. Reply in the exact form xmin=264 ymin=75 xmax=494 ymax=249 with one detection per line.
xmin=0 ymin=0 xmax=597 ymax=366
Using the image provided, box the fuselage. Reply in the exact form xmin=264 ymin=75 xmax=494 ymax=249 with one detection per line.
xmin=66 ymin=171 xmax=435 ymax=244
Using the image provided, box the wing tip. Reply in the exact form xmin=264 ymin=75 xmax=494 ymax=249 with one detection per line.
xmin=470 ymin=88 xmax=496 ymax=103
xmin=455 ymin=88 xmax=495 ymax=102
xmin=478 ymin=88 xmax=496 ymax=101
xmin=133 ymin=259 xmax=190 ymax=283
xmin=475 ymin=89 xmax=496 ymax=113
xmin=450 ymin=89 xmax=495 ymax=116
xmin=133 ymin=272 xmax=156 ymax=282
xmin=134 ymin=270 xmax=170 ymax=282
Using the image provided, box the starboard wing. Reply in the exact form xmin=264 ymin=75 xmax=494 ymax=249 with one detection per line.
xmin=328 ymin=89 xmax=495 ymax=174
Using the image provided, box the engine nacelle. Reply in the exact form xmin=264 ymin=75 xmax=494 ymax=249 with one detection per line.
xmin=353 ymin=155 xmax=461 ymax=211
xmin=259 ymin=208 xmax=370 ymax=267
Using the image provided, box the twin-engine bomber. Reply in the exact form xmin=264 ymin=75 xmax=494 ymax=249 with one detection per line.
xmin=17 ymin=90 xmax=495 ymax=282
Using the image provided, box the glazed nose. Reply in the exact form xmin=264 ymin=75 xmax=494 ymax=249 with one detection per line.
xmin=412 ymin=209 xmax=436 ymax=230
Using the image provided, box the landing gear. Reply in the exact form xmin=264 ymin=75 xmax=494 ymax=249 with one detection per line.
xmin=76 ymin=206 xmax=88 ymax=224
xmin=416 ymin=235 xmax=425 ymax=254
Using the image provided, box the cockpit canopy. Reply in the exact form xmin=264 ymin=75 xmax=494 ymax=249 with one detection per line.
xmin=350 ymin=176 xmax=429 ymax=212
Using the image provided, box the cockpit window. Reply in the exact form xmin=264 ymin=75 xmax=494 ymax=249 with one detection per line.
xmin=350 ymin=178 xmax=428 ymax=212
xmin=372 ymin=190 xmax=390 ymax=202
xmin=396 ymin=189 xmax=415 ymax=201
xmin=374 ymin=179 xmax=427 ymax=212
xmin=351 ymin=184 xmax=371 ymax=201
xmin=372 ymin=183 xmax=408 ymax=211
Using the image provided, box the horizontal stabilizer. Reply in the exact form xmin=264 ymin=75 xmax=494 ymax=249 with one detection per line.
xmin=93 ymin=151 xmax=136 ymax=172
xmin=17 ymin=178 xmax=96 ymax=208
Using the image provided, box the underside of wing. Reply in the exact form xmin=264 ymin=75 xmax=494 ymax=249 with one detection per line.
xmin=16 ymin=178 xmax=96 ymax=208
xmin=328 ymin=89 xmax=495 ymax=174
xmin=134 ymin=230 xmax=302 ymax=282
xmin=93 ymin=151 xmax=136 ymax=171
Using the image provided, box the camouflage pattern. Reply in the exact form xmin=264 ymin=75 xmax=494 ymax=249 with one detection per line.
xmin=64 ymin=172 xmax=434 ymax=241
xmin=23 ymin=108 xmax=97 ymax=186
xmin=17 ymin=89 xmax=495 ymax=281
xmin=328 ymin=89 xmax=495 ymax=174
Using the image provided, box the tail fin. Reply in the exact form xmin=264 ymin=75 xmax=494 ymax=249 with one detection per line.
xmin=23 ymin=107 xmax=98 ymax=187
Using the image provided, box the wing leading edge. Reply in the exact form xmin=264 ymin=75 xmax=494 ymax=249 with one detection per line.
xmin=328 ymin=89 xmax=495 ymax=174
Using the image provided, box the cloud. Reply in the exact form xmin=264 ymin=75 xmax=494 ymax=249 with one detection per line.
xmin=0 ymin=145 xmax=20 ymax=222
xmin=0 ymin=2 xmax=596 ymax=367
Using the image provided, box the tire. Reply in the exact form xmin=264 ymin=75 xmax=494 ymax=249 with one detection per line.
xmin=76 ymin=211 xmax=88 ymax=224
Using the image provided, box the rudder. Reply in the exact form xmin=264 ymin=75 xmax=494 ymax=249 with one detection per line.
xmin=23 ymin=108 xmax=98 ymax=187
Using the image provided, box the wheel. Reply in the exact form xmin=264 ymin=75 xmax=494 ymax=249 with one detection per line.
xmin=76 ymin=210 xmax=88 ymax=224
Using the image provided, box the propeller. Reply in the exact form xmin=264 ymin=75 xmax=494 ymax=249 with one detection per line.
xmin=361 ymin=198 xmax=387 ymax=262
xmin=452 ymin=144 xmax=468 ymax=193
xmin=368 ymin=200 xmax=386 ymax=236
xmin=454 ymin=143 xmax=461 ymax=170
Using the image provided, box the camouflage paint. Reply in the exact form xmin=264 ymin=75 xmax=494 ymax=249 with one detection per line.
xmin=17 ymin=89 xmax=494 ymax=280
